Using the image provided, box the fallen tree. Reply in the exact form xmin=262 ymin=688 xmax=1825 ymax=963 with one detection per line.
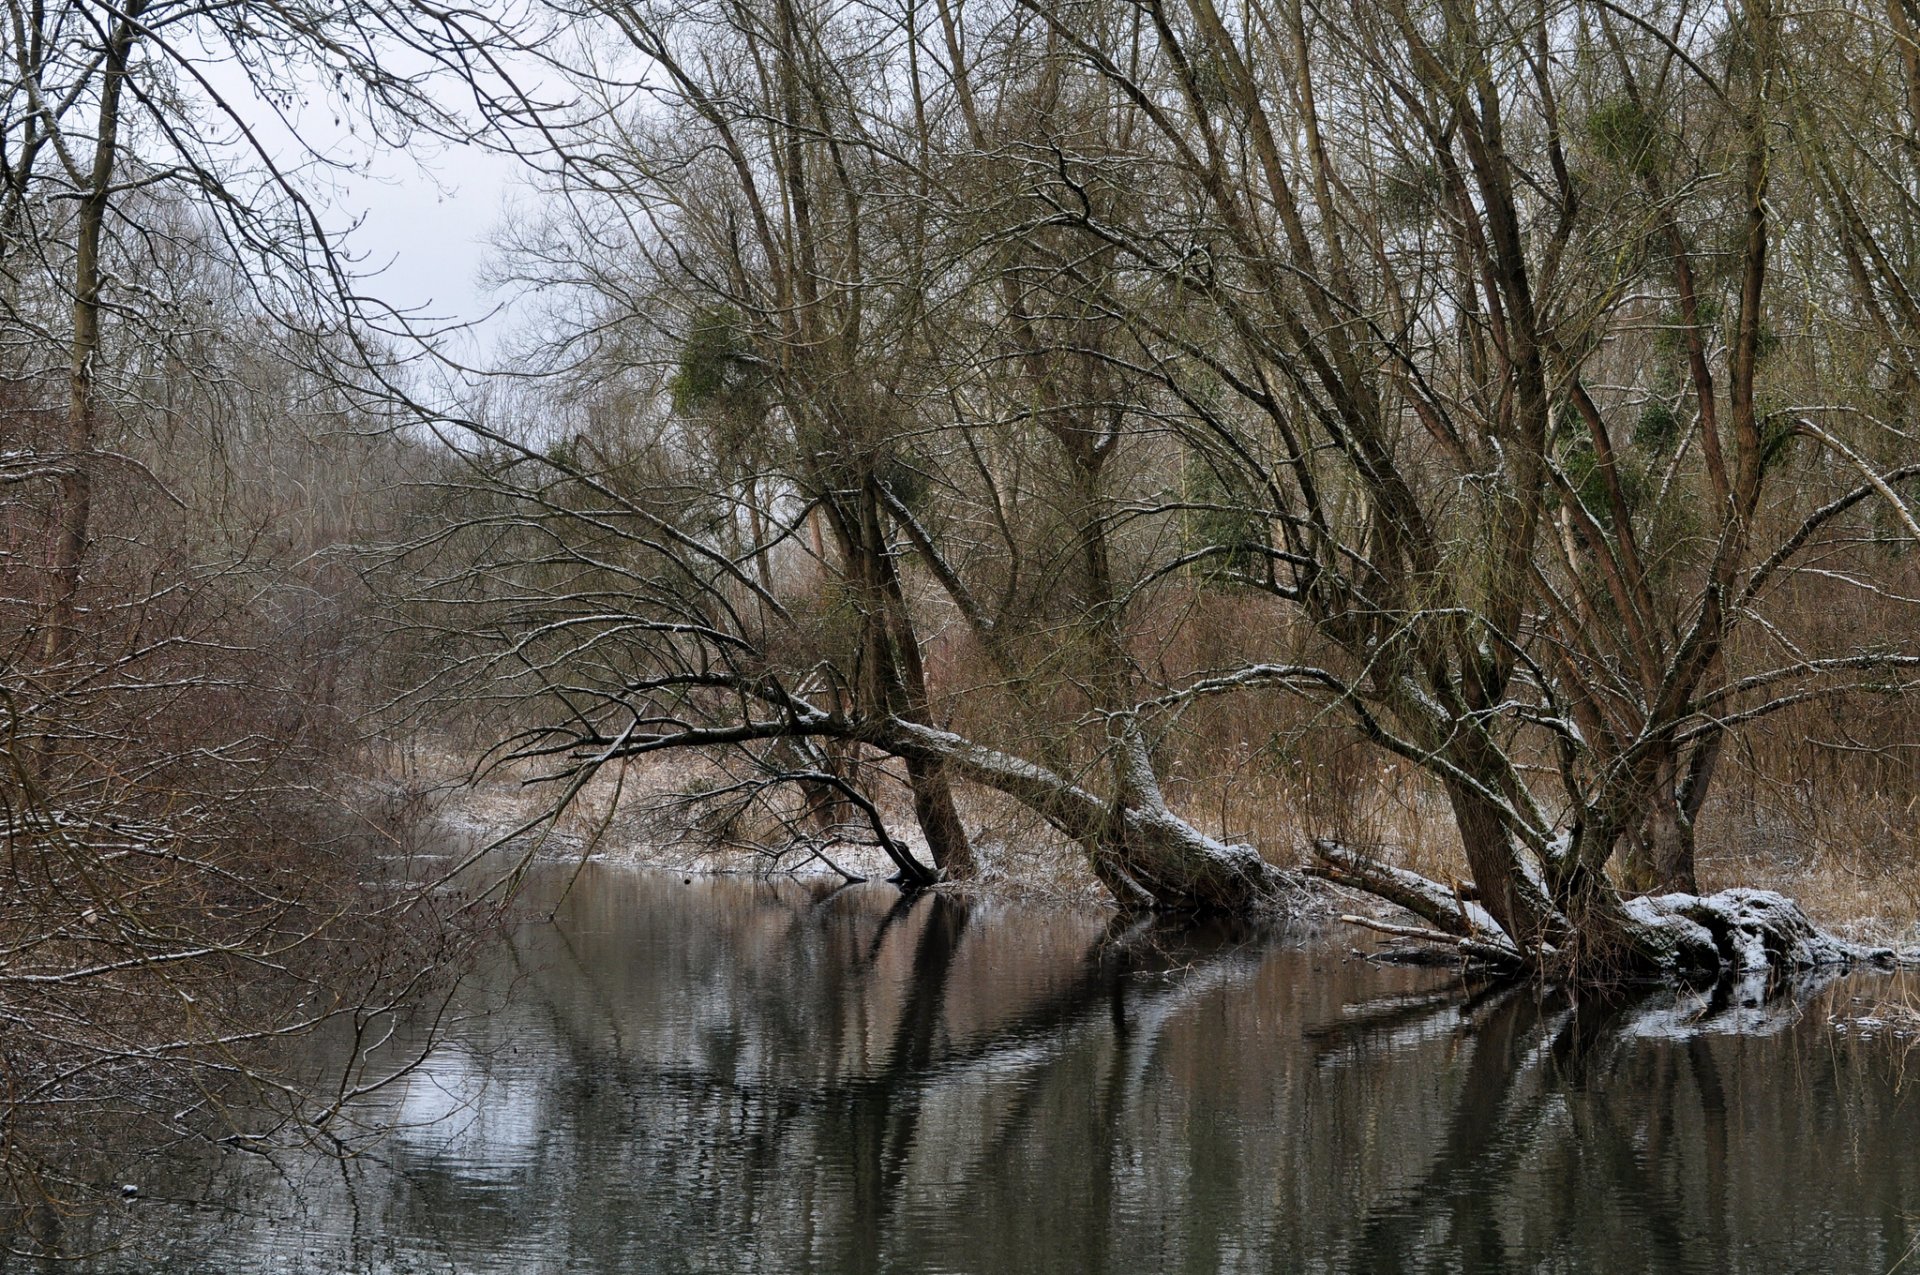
xmin=1311 ymin=841 xmax=1899 ymax=981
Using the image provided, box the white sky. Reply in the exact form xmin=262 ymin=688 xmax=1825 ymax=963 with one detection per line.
xmin=194 ymin=48 xmax=540 ymax=368
xmin=326 ymin=134 xmax=528 ymax=364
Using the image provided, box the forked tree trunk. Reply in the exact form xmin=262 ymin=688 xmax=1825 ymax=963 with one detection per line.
xmin=1439 ymin=776 xmax=1561 ymax=951
xmin=1621 ymin=756 xmax=1701 ymax=895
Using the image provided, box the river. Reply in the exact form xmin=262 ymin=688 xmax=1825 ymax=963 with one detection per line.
xmin=10 ymin=866 xmax=1919 ymax=1273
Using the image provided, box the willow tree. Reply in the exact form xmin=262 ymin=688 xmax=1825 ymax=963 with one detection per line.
xmin=999 ymin=0 xmax=1919 ymax=974
xmin=448 ymin=0 xmax=1920 ymax=975
xmin=444 ymin=0 xmax=1300 ymax=907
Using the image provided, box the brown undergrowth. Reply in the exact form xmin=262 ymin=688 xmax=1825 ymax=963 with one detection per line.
xmin=0 ymin=392 xmax=505 ymax=1220
xmin=426 ymin=693 xmax=1920 ymax=952
xmin=418 ymin=565 xmax=1920 ymax=949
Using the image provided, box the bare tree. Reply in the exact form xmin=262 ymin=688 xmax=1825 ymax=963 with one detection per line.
xmin=1001 ymin=0 xmax=1919 ymax=973
xmin=0 ymin=0 xmax=548 ymax=1203
xmin=419 ymin=0 xmax=1920 ymax=980
xmin=447 ymin=0 xmax=1298 ymax=906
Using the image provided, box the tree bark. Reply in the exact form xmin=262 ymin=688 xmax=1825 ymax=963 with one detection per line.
xmin=43 ymin=0 xmax=150 ymax=668
xmin=1313 ymin=840 xmax=1892 ymax=982
xmin=876 ymin=717 xmax=1294 ymax=912
xmin=1622 ymin=766 xmax=1700 ymax=896
xmin=860 ymin=486 xmax=974 ymax=879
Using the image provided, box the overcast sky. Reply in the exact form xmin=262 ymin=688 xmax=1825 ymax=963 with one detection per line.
xmin=334 ymin=135 xmax=528 ymax=363
xmin=200 ymin=51 xmax=539 ymax=367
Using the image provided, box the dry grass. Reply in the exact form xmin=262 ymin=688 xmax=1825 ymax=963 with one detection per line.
xmin=1697 ymin=729 xmax=1920 ymax=947
xmin=413 ymin=724 xmax=1919 ymax=947
xmin=410 ymin=565 xmax=1920 ymax=939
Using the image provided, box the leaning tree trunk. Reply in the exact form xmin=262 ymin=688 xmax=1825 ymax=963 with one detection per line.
xmin=1438 ymin=775 xmax=1563 ymax=952
xmin=1310 ymin=840 xmax=1894 ymax=983
xmin=877 ymin=717 xmax=1295 ymax=913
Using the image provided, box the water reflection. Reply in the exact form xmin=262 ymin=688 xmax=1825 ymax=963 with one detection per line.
xmin=13 ymin=868 xmax=1920 ymax=1273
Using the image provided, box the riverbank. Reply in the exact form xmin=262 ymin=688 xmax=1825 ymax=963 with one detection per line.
xmin=385 ymin=737 xmax=1920 ymax=956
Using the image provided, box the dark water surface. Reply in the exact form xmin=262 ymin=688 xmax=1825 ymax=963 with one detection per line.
xmin=16 ymin=866 xmax=1920 ymax=1273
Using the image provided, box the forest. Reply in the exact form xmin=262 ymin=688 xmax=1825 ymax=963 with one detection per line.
xmin=5 ymin=0 xmax=1920 ymax=1208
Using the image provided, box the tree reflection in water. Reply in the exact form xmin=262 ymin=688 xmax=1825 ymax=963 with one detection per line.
xmin=13 ymin=868 xmax=1920 ymax=1274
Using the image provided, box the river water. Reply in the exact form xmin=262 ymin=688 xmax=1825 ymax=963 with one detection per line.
xmin=12 ymin=866 xmax=1920 ymax=1273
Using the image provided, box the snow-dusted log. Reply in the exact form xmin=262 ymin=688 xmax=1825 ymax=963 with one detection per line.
xmin=1307 ymin=841 xmax=1505 ymax=939
xmin=877 ymin=719 xmax=1299 ymax=913
xmin=1616 ymin=889 xmax=1897 ymax=979
xmin=1312 ymin=842 xmax=1900 ymax=983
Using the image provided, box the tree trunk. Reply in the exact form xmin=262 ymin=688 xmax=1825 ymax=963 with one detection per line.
xmin=854 ymin=482 xmax=975 ymax=878
xmin=1312 ymin=839 xmax=1892 ymax=982
xmin=43 ymin=0 xmax=149 ymax=668
xmin=1610 ymin=888 xmax=1892 ymax=980
xmin=42 ymin=427 xmax=92 ymax=665
xmin=878 ymin=717 xmax=1294 ymax=913
xmin=1436 ymin=769 xmax=1566 ymax=952
xmin=902 ymin=751 xmax=972 ymax=879
xmin=1622 ymin=756 xmax=1701 ymax=895
xmin=1638 ymin=727 xmax=1730 ymax=898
